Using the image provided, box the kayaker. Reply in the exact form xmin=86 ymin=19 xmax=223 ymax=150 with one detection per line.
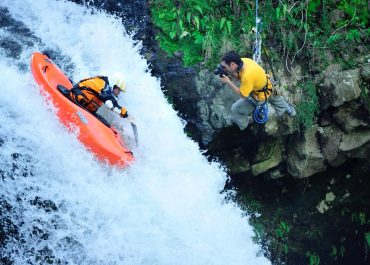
xmin=69 ymin=73 xmax=134 ymax=122
xmin=218 ymin=50 xmax=295 ymax=130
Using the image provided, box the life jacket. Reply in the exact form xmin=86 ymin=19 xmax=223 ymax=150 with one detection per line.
xmin=252 ymin=74 xmax=273 ymax=102
xmin=69 ymin=76 xmax=110 ymax=113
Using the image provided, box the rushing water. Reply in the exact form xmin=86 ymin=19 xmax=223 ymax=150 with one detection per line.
xmin=0 ymin=1 xmax=270 ymax=264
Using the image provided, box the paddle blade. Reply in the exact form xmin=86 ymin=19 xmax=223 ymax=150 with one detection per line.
xmin=131 ymin=122 xmax=138 ymax=147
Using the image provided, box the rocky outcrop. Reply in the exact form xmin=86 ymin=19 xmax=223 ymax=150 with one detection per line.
xmin=317 ymin=67 xmax=362 ymax=110
xmin=205 ymin=57 xmax=370 ymax=179
xmin=287 ymin=125 xmax=327 ymax=178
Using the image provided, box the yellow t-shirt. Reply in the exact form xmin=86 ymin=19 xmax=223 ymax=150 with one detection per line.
xmin=239 ymin=58 xmax=271 ymax=101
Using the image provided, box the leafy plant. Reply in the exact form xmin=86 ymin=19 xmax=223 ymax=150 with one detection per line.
xmin=306 ymin=251 xmax=320 ymax=265
xmin=365 ymin=232 xmax=370 ymax=249
xmin=295 ymin=79 xmax=320 ymax=129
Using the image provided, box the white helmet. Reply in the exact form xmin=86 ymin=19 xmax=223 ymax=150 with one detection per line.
xmin=108 ymin=73 xmax=127 ymax=92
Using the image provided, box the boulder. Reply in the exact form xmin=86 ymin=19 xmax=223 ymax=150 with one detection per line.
xmin=332 ymin=101 xmax=368 ymax=133
xmin=250 ymin=138 xmax=284 ymax=176
xmin=347 ymin=141 xmax=370 ymax=160
xmin=318 ymin=68 xmax=362 ymax=110
xmin=319 ymin=123 xmax=345 ymax=167
xmin=360 ymin=64 xmax=370 ymax=82
xmin=263 ymin=166 xmax=286 ymax=180
xmin=264 ymin=107 xmax=295 ymax=138
xmin=287 ymin=125 xmax=327 ymax=178
xmin=339 ymin=129 xmax=370 ymax=151
xmin=226 ymin=149 xmax=251 ymax=175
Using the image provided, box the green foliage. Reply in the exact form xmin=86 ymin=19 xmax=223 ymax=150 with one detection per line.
xmin=251 ymin=221 xmax=265 ymax=245
xmin=340 ymin=246 xmax=345 ymax=257
xmin=332 ymin=245 xmax=337 ymax=256
xmin=365 ymin=232 xmax=370 ymax=249
xmin=306 ymin=251 xmax=320 ymax=265
xmin=150 ymin=0 xmax=259 ymax=66
xmin=275 ymin=221 xmax=290 ymax=239
xmin=164 ymin=94 xmax=176 ymax=109
xmin=184 ymin=130 xmax=192 ymax=136
xmin=295 ymin=79 xmax=320 ymax=129
xmin=359 ymin=212 xmax=366 ymax=225
xmin=151 ymin=0 xmax=370 ymax=68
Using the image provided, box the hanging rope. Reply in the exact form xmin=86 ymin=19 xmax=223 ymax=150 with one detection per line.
xmin=251 ymin=0 xmax=268 ymax=124
xmin=251 ymin=0 xmax=263 ymax=65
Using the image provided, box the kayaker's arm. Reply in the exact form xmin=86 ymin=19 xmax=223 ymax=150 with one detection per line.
xmin=99 ymin=85 xmax=131 ymax=119
xmin=104 ymin=99 xmax=128 ymax=118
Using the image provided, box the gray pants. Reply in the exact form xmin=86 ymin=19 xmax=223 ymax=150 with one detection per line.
xmin=231 ymin=96 xmax=289 ymax=130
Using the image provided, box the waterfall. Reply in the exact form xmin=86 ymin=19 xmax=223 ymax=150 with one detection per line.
xmin=0 ymin=0 xmax=270 ymax=264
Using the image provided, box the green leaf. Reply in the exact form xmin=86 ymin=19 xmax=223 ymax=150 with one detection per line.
xmin=327 ymin=34 xmax=342 ymax=44
xmin=283 ymin=244 xmax=288 ymax=254
xmin=236 ymin=0 xmax=239 ymax=6
xmin=226 ymin=20 xmax=232 ymax=34
xmin=340 ymin=246 xmax=345 ymax=257
xmin=200 ymin=18 xmax=206 ymax=30
xmin=220 ymin=17 xmax=226 ymax=30
xmin=332 ymin=246 xmax=337 ymax=255
xmin=194 ymin=5 xmax=203 ymax=15
xmin=286 ymin=14 xmax=293 ymax=24
xmin=169 ymin=31 xmax=176 ymax=39
xmin=276 ymin=7 xmax=280 ymax=20
xmin=187 ymin=12 xmax=191 ymax=24
xmin=179 ymin=20 xmax=184 ymax=31
xmin=283 ymin=4 xmax=287 ymax=15
xmin=308 ymin=0 xmax=320 ymax=16
xmin=247 ymin=5 xmax=253 ymax=15
xmin=193 ymin=31 xmax=204 ymax=44
xmin=194 ymin=16 xmax=200 ymax=31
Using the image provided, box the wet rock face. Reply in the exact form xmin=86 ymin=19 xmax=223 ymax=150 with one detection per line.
xmin=0 ymin=7 xmax=40 ymax=59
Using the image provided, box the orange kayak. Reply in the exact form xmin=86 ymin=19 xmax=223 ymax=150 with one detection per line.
xmin=31 ymin=52 xmax=134 ymax=167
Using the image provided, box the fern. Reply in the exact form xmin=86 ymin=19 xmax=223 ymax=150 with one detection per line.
xmin=365 ymin=232 xmax=370 ymax=248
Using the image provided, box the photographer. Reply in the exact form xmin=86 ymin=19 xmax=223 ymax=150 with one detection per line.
xmin=217 ymin=50 xmax=295 ymax=130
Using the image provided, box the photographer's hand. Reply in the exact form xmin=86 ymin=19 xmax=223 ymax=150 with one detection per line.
xmin=219 ymin=75 xmax=231 ymax=84
xmin=219 ymin=75 xmax=245 ymax=98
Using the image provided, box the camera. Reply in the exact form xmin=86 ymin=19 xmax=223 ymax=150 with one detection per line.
xmin=213 ymin=63 xmax=229 ymax=77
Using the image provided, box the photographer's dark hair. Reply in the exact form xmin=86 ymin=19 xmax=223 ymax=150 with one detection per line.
xmin=222 ymin=51 xmax=242 ymax=66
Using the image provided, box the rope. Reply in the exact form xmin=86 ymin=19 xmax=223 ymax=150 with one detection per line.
xmin=254 ymin=104 xmax=268 ymax=124
xmin=251 ymin=0 xmax=263 ymax=65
